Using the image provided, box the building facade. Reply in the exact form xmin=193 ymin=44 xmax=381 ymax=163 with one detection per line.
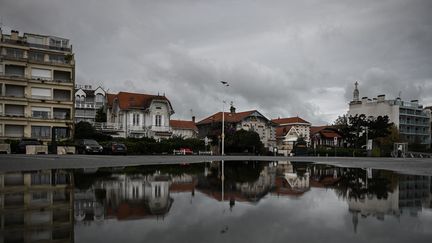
xmin=348 ymin=82 xmax=431 ymax=145
xmin=310 ymin=126 xmax=344 ymax=148
xmin=272 ymin=117 xmax=311 ymax=156
xmin=196 ymin=106 xmax=276 ymax=151
xmin=0 ymin=29 xmax=75 ymax=142
xmin=0 ymin=169 xmax=74 ymax=242
xmin=105 ymin=91 xmax=174 ymax=139
xmin=170 ymin=117 xmax=198 ymax=138
xmin=74 ymin=84 xmax=106 ymax=123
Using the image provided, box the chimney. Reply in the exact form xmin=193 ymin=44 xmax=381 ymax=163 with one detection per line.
xmin=377 ymin=94 xmax=385 ymax=102
xmin=192 ymin=116 xmax=195 ymax=123
xmin=11 ymin=30 xmax=19 ymax=40
xmin=230 ymin=105 xmax=236 ymax=114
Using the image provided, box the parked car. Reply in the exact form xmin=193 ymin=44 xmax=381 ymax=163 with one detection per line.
xmin=75 ymin=139 xmax=103 ymax=154
xmin=17 ymin=139 xmax=42 ymax=154
xmin=103 ymin=142 xmax=127 ymax=155
xmin=178 ymin=147 xmax=193 ymax=155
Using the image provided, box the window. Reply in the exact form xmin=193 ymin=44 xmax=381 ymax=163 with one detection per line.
xmin=32 ymin=126 xmax=51 ymax=139
xmin=5 ymin=48 xmax=24 ymax=58
xmin=29 ymin=52 xmax=45 ymax=62
xmin=54 ymin=127 xmax=69 ymax=139
xmin=4 ymin=125 xmax=24 ymax=137
xmin=50 ymin=54 xmax=66 ymax=64
xmin=155 ymin=185 xmax=161 ymax=198
xmin=31 ymin=87 xmax=51 ymax=98
xmin=133 ymin=113 xmax=140 ymax=126
xmin=5 ymin=64 xmax=25 ymax=77
xmin=31 ymin=172 xmax=51 ymax=185
xmin=31 ymin=68 xmax=51 ymax=80
xmin=5 ymin=84 xmax=25 ymax=97
xmin=155 ymin=115 xmax=162 ymax=127
xmin=53 ymin=70 xmax=71 ymax=82
xmin=53 ymin=108 xmax=70 ymax=120
xmin=32 ymin=107 xmax=51 ymax=119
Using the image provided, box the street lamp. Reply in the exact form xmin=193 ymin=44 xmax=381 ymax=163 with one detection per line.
xmin=220 ymin=81 xmax=229 ymax=155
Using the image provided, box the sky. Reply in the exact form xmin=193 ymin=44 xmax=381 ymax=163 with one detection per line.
xmin=1 ymin=0 xmax=431 ymax=124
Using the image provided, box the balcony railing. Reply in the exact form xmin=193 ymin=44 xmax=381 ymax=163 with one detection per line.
xmin=93 ymin=122 xmax=123 ymax=131
xmin=150 ymin=125 xmax=172 ymax=133
xmin=1 ymin=39 xmax=72 ymax=52
xmin=75 ymin=103 xmax=96 ymax=109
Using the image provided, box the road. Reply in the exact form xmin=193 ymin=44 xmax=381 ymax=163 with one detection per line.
xmin=0 ymin=154 xmax=432 ymax=175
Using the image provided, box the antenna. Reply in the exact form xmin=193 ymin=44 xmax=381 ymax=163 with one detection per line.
xmin=398 ymin=91 xmax=402 ymax=99
xmin=190 ymin=109 xmax=193 ymax=117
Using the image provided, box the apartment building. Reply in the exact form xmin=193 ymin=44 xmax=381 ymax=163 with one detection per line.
xmin=0 ymin=29 xmax=75 ymax=142
xmin=74 ymin=84 xmax=106 ymax=123
xmin=0 ymin=169 xmax=74 ymax=242
xmin=348 ymin=82 xmax=431 ymax=145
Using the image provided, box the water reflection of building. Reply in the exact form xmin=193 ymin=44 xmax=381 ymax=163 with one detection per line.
xmin=273 ymin=161 xmax=310 ymax=197
xmin=74 ymin=172 xmax=197 ymax=222
xmin=0 ymin=170 xmax=74 ymax=243
xmin=345 ymin=171 xmax=431 ymax=233
xmin=197 ymin=162 xmax=276 ymax=204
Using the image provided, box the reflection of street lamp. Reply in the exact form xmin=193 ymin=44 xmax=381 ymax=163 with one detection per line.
xmin=220 ymin=81 xmax=229 ymax=155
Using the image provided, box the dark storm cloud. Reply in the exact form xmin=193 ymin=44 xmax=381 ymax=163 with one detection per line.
xmin=1 ymin=0 xmax=431 ymax=124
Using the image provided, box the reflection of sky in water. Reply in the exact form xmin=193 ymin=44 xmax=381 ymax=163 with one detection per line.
xmin=74 ymin=165 xmax=432 ymax=243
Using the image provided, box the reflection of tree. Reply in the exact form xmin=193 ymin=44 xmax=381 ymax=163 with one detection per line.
xmin=334 ymin=169 xmax=397 ymax=200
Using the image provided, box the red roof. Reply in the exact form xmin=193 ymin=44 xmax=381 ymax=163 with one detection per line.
xmin=310 ymin=126 xmax=341 ymax=139
xmin=272 ymin=117 xmax=310 ymax=125
xmin=275 ymin=125 xmax=293 ymax=137
xmin=310 ymin=126 xmax=327 ymax=135
xmin=107 ymin=91 xmax=172 ymax=110
xmin=106 ymin=93 xmax=116 ymax=107
xmin=321 ymin=131 xmax=341 ymax=139
xmin=197 ymin=110 xmax=258 ymax=125
xmin=170 ymin=120 xmax=198 ymax=131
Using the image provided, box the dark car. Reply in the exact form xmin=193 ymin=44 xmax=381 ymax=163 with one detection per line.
xmin=75 ymin=139 xmax=103 ymax=154
xmin=103 ymin=142 xmax=127 ymax=155
xmin=17 ymin=139 xmax=42 ymax=154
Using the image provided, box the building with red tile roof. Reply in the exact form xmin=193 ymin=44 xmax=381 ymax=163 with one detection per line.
xmin=105 ymin=91 xmax=174 ymax=139
xmin=310 ymin=125 xmax=344 ymax=147
xmin=196 ymin=105 xmax=276 ymax=152
xmin=272 ymin=116 xmax=311 ymax=156
xmin=170 ymin=118 xmax=198 ymax=138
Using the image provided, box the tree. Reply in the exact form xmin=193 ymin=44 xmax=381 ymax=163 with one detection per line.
xmin=95 ymin=106 xmax=107 ymax=122
xmin=74 ymin=121 xmax=96 ymax=139
xmin=333 ymin=114 xmax=394 ymax=148
xmin=225 ymin=129 xmax=264 ymax=154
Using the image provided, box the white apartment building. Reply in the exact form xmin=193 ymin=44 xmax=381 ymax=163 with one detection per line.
xmin=105 ymin=91 xmax=174 ymax=139
xmin=348 ymin=82 xmax=431 ymax=145
xmin=74 ymin=84 xmax=106 ymax=123
xmin=0 ymin=29 xmax=75 ymax=142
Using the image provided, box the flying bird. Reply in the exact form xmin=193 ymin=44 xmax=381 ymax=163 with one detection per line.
xmin=220 ymin=81 xmax=229 ymax=86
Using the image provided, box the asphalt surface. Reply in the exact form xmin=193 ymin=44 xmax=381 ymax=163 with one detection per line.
xmin=0 ymin=154 xmax=432 ymax=175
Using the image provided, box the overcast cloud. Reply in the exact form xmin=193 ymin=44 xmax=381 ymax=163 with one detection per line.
xmin=1 ymin=0 xmax=431 ymax=124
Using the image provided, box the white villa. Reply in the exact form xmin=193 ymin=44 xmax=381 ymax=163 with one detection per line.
xmin=272 ymin=117 xmax=311 ymax=156
xmin=105 ymin=91 xmax=174 ymax=139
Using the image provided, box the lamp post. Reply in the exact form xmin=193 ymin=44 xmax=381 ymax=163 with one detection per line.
xmin=220 ymin=81 xmax=229 ymax=155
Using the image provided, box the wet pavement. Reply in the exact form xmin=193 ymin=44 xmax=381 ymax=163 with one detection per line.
xmin=1 ymin=160 xmax=431 ymax=242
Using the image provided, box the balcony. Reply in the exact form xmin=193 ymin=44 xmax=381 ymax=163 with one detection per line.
xmin=150 ymin=125 xmax=172 ymax=133
xmin=75 ymin=102 xmax=96 ymax=109
xmin=1 ymin=53 xmax=27 ymax=62
xmin=32 ymin=112 xmax=51 ymax=120
xmin=1 ymin=38 xmax=72 ymax=52
xmin=94 ymin=122 xmax=123 ymax=131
